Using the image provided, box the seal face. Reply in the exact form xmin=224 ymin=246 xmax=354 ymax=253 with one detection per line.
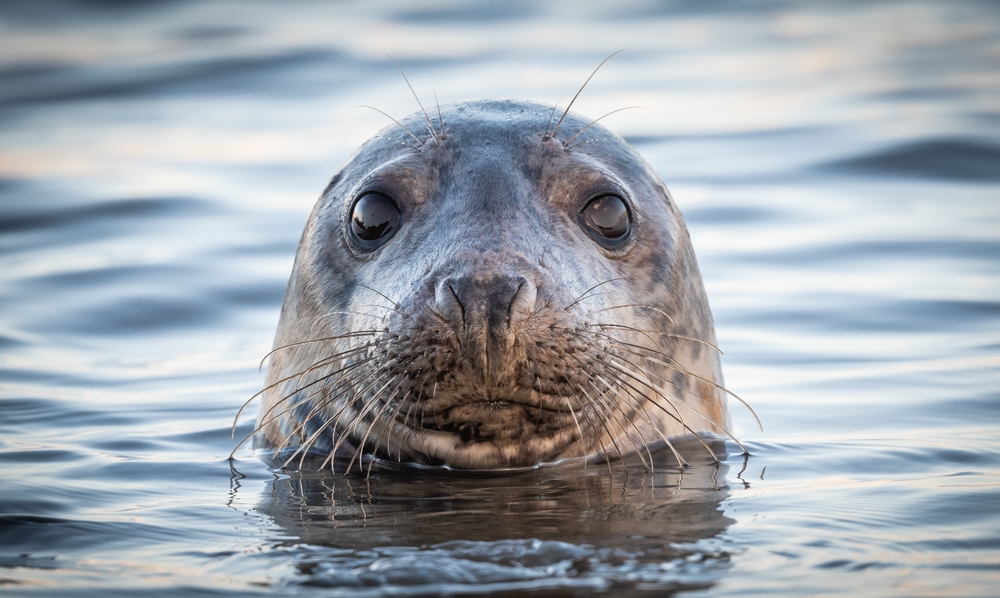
xmin=253 ymin=100 xmax=729 ymax=470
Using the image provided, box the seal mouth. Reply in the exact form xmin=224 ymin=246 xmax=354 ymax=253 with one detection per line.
xmin=417 ymin=399 xmax=573 ymax=443
xmin=390 ymin=395 xmax=583 ymax=469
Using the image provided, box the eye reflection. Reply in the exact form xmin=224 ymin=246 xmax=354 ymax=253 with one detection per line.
xmin=582 ymin=195 xmax=630 ymax=242
xmin=350 ymin=192 xmax=400 ymax=245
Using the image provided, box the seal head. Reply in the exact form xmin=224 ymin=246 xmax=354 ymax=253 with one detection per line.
xmin=253 ymin=100 xmax=728 ymax=470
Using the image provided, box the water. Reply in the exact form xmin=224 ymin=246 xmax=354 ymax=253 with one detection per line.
xmin=1 ymin=0 xmax=998 ymax=595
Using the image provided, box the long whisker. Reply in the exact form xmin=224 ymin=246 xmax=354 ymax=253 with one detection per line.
xmin=258 ymin=332 xmax=379 ymax=370
xmin=358 ymin=104 xmax=422 ymax=147
xmin=559 ymin=326 xmax=749 ymax=455
xmin=389 ymin=54 xmax=438 ymax=144
xmin=576 ymin=383 xmax=615 ymax=475
xmin=229 ymin=356 xmax=376 ymax=459
xmin=275 ymin=375 xmax=367 ymax=467
xmin=565 ymin=106 xmax=640 ymax=147
xmin=568 ymin=350 xmax=664 ymax=469
xmin=276 ymin=359 xmax=398 ymax=465
xmin=573 ymin=327 xmax=758 ymax=429
xmin=609 ymin=355 xmax=749 ymax=455
xmin=578 ymin=381 xmax=628 ymax=468
xmin=549 ymin=50 xmax=623 ymax=141
xmin=353 ymin=282 xmax=405 ymax=313
xmin=346 ymin=374 xmax=410 ymax=473
xmin=367 ymin=386 xmax=415 ymax=476
xmin=234 ymin=344 xmax=372 ymax=437
xmin=326 ymin=377 xmax=397 ymax=472
xmin=285 ymin=370 xmax=390 ymax=470
xmin=254 ymin=355 xmax=378 ymax=443
xmin=602 ymin=359 xmax=720 ymax=461
xmin=563 ymin=278 xmax=627 ymax=310
xmin=587 ymin=303 xmax=675 ymax=324
xmin=542 ymin=93 xmax=566 ymax=139
xmin=587 ymin=322 xmax=722 ymax=354
xmin=590 ymin=378 xmax=654 ymax=470
xmin=434 ymin=89 xmax=445 ymax=136
xmin=561 ymin=395 xmax=586 ymax=453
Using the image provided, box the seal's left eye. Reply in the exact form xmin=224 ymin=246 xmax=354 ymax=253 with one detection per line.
xmin=581 ymin=195 xmax=631 ymax=245
xmin=350 ymin=192 xmax=401 ymax=247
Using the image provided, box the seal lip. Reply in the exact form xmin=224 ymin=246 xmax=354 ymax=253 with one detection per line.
xmin=394 ymin=421 xmax=582 ymax=470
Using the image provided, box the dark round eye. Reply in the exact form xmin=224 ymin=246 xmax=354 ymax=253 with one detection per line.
xmin=581 ymin=195 xmax=631 ymax=244
xmin=350 ymin=192 xmax=400 ymax=247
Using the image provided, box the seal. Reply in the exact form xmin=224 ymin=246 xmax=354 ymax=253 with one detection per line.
xmin=246 ymin=99 xmax=741 ymax=471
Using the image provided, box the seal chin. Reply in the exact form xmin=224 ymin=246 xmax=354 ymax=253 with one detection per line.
xmin=398 ymin=398 xmax=583 ymax=469
xmin=400 ymin=423 xmax=581 ymax=470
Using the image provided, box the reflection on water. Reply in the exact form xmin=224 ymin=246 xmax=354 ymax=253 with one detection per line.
xmin=1 ymin=0 xmax=999 ymax=596
xmin=245 ymin=445 xmax=733 ymax=594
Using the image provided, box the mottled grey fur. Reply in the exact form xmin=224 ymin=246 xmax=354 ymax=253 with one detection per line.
xmin=253 ymin=100 xmax=728 ymax=470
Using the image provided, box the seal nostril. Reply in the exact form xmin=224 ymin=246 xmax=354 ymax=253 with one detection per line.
xmin=434 ymin=277 xmax=467 ymax=325
xmin=508 ymin=277 xmax=537 ymax=326
xmin=448 ymin=282 xmax=465 ymax=322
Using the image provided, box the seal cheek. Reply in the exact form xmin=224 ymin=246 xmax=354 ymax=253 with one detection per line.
xmin=697 ymin=379 xmax=726 ymax=433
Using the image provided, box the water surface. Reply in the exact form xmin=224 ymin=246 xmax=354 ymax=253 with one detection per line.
xmin=1 ymin=0 xmax=999 ymax=595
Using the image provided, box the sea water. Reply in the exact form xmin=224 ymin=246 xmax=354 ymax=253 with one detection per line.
xmin=1 ymin=1 xmax=998 ymax=595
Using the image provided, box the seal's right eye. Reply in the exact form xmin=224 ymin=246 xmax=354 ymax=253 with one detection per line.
xmin=350 ymin=192 xmax=401 ymax=248
xmin=580 ymin=194 xmax=631 ymax=247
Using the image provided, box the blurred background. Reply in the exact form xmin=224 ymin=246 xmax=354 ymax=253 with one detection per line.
xmin=1 ymin=1 xmax=998 ymax=596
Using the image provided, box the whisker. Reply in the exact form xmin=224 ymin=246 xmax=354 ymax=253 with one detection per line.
xmin=603 ymin=363 xmax=718 ymax=462
xmin=563 ymin=278 xmax=627 ymax=310
xmin=608 ymin=355 xmax=749 ymax=455
xmin=576 ymin=383 xmax=615 ymax=475
xmin=587 ymin=322 xmax=722 ymax=354
xmin=230 ymin=364 xmax=366 ymax=460
xmin=542 ymin=93 xmax=565 ymax=139
xmin=561 ymin=395 xmax=586 ymax=453
xmin=276 ymin=378 xmax=363 ymax=467
xmin=258 ymin=333 xmax=378 ymax=370
xmin=592 ymin=380 xmax=652 ymax=470
xmin=367 ymin=387 xmax=414 ymax=476
xmin=587 ymin=303 xmax=675 ymax=324
xmin=578 ymin=381 xmax=629 ymax=468
xmin=560 ymin=327 xmax=747 ymax=456
xmin=358 ymin=104 xmax=422 ymax=147
xmin=389 ymin=54 xmax=439 ymax=144
xmin=314 ymin=311 xmax=393 ymax=325
xmin=285 ymin=371 xmax=385 ymax=471
xmin=565 ymin=106 xmax=640 ymax=147
xmin=434 ymin=89 xmax=445 ymax=136
xmin=353 ymin=282 xmax=405 ymax=313
xmin=348 ymin=375 xmax=410 ymax=472
xmin=276 ymin=362 xmax=395 ymax=466
xmin=572 ymin=327 xmax=758 ymax=429
xmin=232 ymin=345 xmax=372 ymax=441
xmin=594 ymin=373 xmax=682 ymax=469
xmin=569 ymin=353 xmax=652 ymax=469
xmin=548 ymin=50 xmax=623 ymax=141
xmin=325 ymin=377 xmax=397 ymax=472
xmin=255 ymin=356 xmax=379 ymax=446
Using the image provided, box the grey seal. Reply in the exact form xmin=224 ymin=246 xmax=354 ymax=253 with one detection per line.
xmin=245 ymin=99 xmax=743 ymax=471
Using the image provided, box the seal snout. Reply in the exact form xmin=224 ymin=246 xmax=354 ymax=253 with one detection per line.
xmin=433 ymin=274 xmax=537 ymax=376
